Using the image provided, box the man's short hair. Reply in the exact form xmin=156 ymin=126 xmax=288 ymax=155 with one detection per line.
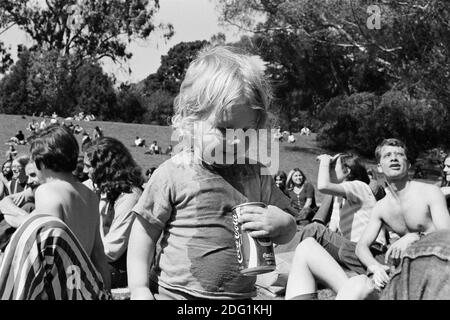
xmin=30 ymin=124 xmax=79 ymax=173
xmin=375 ymin=138 xmax=408 ymax=162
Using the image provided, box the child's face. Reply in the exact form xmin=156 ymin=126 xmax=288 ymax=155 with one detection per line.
xmin=377 ymin=145 xmax=409 ymax=180
xmin=215 ymin=103 xmax=259 ymax=131
xmin=197 ymin=103 xmax=260 ymax=164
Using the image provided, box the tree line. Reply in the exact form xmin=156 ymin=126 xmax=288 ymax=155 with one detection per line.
xmin=0 ymin=0 xmax=449 ymax=161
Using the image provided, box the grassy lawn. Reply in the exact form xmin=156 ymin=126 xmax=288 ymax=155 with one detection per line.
xmin=0 ymin=113 xmax=442 ymax=201
xmin=0 ymin=113 xmax=334 ymax=201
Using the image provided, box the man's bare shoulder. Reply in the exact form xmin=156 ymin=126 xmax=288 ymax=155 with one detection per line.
xmin=410 ymin=180 xmax=443 ymax=198
xmin=372 ymin=196 xmax=391 ymax=217
xmin=36 ymin=180 xmax=96 ymax=200
xmin=35 ymin=181 xmax=65 ymax=196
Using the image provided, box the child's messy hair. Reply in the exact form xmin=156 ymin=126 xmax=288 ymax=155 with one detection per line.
xmin=172 ymin=45 xmax=272 ymax=141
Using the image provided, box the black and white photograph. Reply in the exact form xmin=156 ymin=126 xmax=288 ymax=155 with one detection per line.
xmin=0 ymin=0 xmax=449 ymax=310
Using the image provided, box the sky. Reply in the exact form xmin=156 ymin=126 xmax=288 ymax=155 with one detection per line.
xmin=0 ymin=0 xmax=245 ymax=84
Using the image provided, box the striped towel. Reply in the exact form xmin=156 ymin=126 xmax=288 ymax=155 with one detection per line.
xmin=0 ymin=214 xmax=111 ymax=300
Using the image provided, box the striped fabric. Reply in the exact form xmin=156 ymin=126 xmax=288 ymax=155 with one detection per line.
xmin=0 ymin=214 xmax=111 ymax=300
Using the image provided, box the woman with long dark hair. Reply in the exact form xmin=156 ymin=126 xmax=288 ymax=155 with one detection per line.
xmin=274 ymin=170 xmax=289 ymax=196
xmin=84 ymin=137 xmax=144 ymax=288
xmin=286 ymin=168 xmax=317 ymax=225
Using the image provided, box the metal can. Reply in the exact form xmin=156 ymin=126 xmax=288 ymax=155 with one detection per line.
xmin=231 ymin=202 xmax=276 ymax=276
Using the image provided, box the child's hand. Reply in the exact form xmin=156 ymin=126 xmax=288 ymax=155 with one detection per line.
xmin=238 ymin=205 xmax=296 ymax=244
xmin=238 ymin=205 xmax=273 ymax=238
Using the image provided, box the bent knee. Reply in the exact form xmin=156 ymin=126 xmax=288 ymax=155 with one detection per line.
xmin=348 ymin=275 xmax=375 ymax=298
xmin=295 ymin=237 xmax=319 ymax=254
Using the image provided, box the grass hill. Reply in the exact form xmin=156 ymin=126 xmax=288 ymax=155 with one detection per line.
xmin=0 ymin=113 xmax=440 ymax=203
xmin=1 ymin=114 xmax=331 ymax=200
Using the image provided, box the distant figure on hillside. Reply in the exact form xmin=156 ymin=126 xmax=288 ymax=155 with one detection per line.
xmin=9 ymin=131 xmax=26 ymax=145
xmin=26 ymin=120 xmax=38 ymax=133
xmin=300 ymin=126 xmax=311 ymax=136
xmin=288 ymin=132 xmax=296 ymax=143
xmin=5 ymin=145 xmax=17 ymax=161
xmin=39 ymin=118 xmax=48 ymax=131
xmin=50 ymin=113 xmax=58 ymax=124
xmin=16 ymin=131 xmax=26 ymax=145
xmin=274 ymin=127 xmax=284 ymax=142
xmin=85 ymin=114 xmax=96 ymax=121
xmin=164 ymin=145 xmax=173 ymax=156
xmin=149 ymin=140 xmax=160 ymax=154
xmin=134 ymin=136 xmax=146 ymax=147
xmin=73 ymin=124 xmax=83 ymax=135
xmin=93 ymin=126 xmax=104 ymax=140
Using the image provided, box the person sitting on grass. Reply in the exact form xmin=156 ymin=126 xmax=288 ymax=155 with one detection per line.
xmin=9 ymin=130 xmax=26 ymax=145
xmin=274 ymin=170 xmax=289 ymax=197
xmin=0 ymin=124 xmax=111 ymax=298
xmin=285 ymin=168 xmax=317 ymax=225
xmin=0 ymin=161 xmax=42 ymax=252
xmin=356 ymin=138 xmax=450 ymax=299
xmin=8 ymin=155 xmax=30 ymax=195
xmin=286 ymin=138 xmax=450 ymax=300
xmin=5 ymin=145 xmax=17 ymax=161
xmin=127 ymin=45 xmax=296 ymax=300
xmin=285 ymin=153 xmax=384 ymax=300
xmin=134 ymin=136 xmax=146 ymax=147
xmin=148 ymin=140 xmax=160 ymax=154
xmin=83 ymin=137 xmax=144 ymax=289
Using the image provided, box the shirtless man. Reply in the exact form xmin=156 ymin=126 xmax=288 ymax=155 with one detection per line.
xmin=0 ymin=124 xmax=111 ymax=290
xmin=356 ymin=138 xmax=450 ymax=295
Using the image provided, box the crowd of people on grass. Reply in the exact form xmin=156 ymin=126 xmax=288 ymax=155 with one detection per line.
xmin=0 ymin=45 xmax=449 ymax=300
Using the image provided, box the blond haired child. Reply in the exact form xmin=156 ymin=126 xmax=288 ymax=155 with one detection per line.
xmin=127 ymin=46 xmax=296 ymax=300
